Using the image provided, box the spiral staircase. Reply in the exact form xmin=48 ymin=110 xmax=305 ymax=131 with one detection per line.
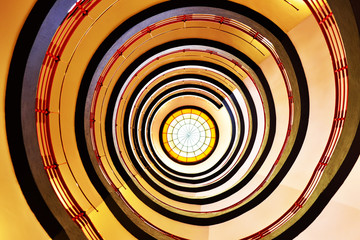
xmin=1 ymin=0 xmax=360 ymax=239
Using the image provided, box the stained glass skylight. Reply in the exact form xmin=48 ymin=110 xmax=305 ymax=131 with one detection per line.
xmin=161 ymin=107 xmax=217 ymax=164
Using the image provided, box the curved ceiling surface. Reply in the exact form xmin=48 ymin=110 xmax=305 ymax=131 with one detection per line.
xmin=2 ymin=0 xmax=360 ymax=239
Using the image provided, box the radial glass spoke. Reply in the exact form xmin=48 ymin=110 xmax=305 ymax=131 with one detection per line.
xmin=161 ymin=107 xmax=217 ymax=164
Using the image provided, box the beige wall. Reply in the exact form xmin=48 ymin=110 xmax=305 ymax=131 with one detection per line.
xmin=0 ymin=1 xmax=358 ymax=239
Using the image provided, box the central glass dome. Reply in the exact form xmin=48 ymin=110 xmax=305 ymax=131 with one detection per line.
xmin=160 ymin=107 xmax=217 ymax=164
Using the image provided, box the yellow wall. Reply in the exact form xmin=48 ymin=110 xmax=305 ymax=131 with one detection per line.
xmin=1 ymin=0 xmax=359 ymax=239
xmin=0 ymin=1 xmax=49 ymax=239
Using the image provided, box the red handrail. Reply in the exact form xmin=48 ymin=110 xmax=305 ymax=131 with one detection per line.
xmin=36 ymin=0 xmax=103 ymax=239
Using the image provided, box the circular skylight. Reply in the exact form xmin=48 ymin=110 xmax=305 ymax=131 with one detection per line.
xmin=161 ymin=107 xmax=217 ymax=164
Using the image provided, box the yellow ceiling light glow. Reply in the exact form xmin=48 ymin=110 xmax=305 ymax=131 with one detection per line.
xmin=161 ymin=107 xmax=218 ymax=164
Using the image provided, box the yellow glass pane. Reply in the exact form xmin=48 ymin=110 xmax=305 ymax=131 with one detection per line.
xmin=182 ymin=109 xmax=191 ymax=114
xmin=177 ymin=155 xmax=186 ymax=162
xmin=166 ymin=115 xmax=174 ymax=123
xmin=204 ymin=146 xmax=213 ymax=156
xmin=192 ymin=109 xmax=201 ymax=115
xmin=164 ymin=143 xmax=172 ymax=152
xmin=173 ymin=110 xmax=182 ymax=118
xmin=196 ymin=153 xmax=206 ymax=160
xmin=207 ymin=120 xmax=214 ymax=129
xmin=200 ymin=112 xmax=209 ymax=121
xmin=209 ymin=137 xmax=216 ymax=147
xmin=187 ymin=157 xmax=197 ymax=162
xmin=162 ymin=124 xmax=169 ymax=133
xmin=169 ymin=150 xmax=178 ymax=159
xmin=162 ymin=133 xmax=167 ymax=142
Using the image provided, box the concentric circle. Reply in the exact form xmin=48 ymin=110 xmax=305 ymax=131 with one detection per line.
xmin=161 ymin=107 xmax=218 ymax=164
xmin=5 ymin=0 xmax=359 ymax=240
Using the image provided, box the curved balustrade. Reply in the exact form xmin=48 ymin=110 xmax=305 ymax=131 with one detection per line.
xmin=29 ymin=0 xmax=349 ymax=239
